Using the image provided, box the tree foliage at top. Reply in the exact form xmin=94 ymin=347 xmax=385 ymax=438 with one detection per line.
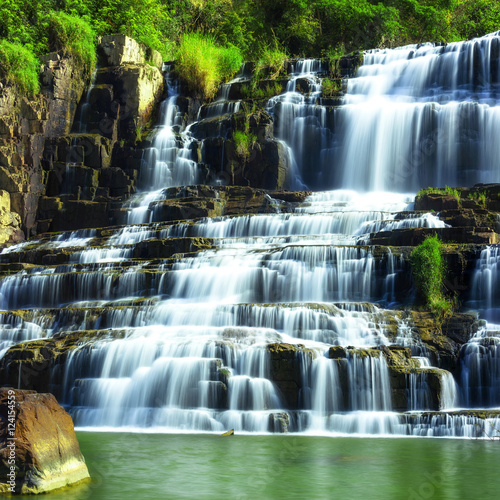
xmin=2 ymin=0 xmax=500 ymax=59
xmin=0 ymin=0 xmax=499 ymax=95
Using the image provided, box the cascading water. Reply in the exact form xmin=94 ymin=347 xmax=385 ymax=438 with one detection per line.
xmin=468 ymin=246 xmax=500 ymax=321
xmin=266 ymin=32 xmax=500 ymax=191
xmin=460 ymin=246 xmax=500 ymax=408
xmin=126 ymin=66 xmax=199 ymax=224
xmin=339 ymin=37 xmax=500 ymax=191
xmin=0 ymin=188 xmax=484 ymax=436
xmin=266 ymin=59 xmax=329 ymax=189
xmin=2 ymin=32 xmax=500 ymax=438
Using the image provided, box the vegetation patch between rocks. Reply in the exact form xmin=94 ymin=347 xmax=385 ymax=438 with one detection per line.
xmin=411 ymin=234 xmax=455 ymax=322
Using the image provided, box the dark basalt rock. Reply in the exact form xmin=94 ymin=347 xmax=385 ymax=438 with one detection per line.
xmin=368 ymin=226 xmax=498 ymax=246
xmin=415 ymin=193 xmax=461 ymax=211
xmin=267 ymin=343 xmax=314 ymax=410
xmin=133 ymin=237 xmax=214 ymax=259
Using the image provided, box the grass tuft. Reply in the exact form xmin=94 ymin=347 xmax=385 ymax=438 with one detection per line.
xmin=175 ymin=33 xmax=243 ymax=100
xmin=47 ymin=11 xmax=96 ymax=77
xmin=322 ymin=77 xmax=342 ymax=97
xmin=411 ymin=234 xmax=454 ymax=321
xmin=416 ymin=186 xmax=461 ymax=205
xmin=0 ymin=40 xmax=40 ymax=96
xmin=232 ymin=130 xmax=257 ymax=159
xmin=255 ymin=47 xmax=288 ymax=80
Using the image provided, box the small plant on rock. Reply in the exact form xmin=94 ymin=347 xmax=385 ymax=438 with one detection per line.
xmin=322 ymin=77 xmax=342 ymax=97
xmin=416 ymin=186 xmax=462 ymax=207
xmin=232 ymin=130 xmax=256 ymax=160
xmin=468 ymin=191 xmax=487 ymax=208
xmin=411 ymin=234 xmax=454 ymax=321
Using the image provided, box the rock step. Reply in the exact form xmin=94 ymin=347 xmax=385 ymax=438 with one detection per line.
xmin=368 ymin=226 xmax=498 ymax=246
xmin=0 ymin=236 xmax=215 ymax=265
xmin=33 ymin=184 xmax=311 ymax=237
xmin=0 ymin=301 xmax=402 ymax=338
xmin=1 ymin=234 xmax=411 ymax=266
xmin=415 ymin=185 xmax=500 ymax=212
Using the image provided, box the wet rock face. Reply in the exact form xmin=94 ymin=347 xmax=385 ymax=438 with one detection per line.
xmin=97 ymin=34 xmax=164 ymax=72
xmin=0 ymin=35 xmax=164 ymax=240
xmin=267 ymin=343 xmax=314 ymax=409
xmin=0 ymin=338 xmax=75 ymax=395
xmin=140 ymin=184 xmax=310 ymax=225
xmin=39 ymin=54 xmax=88 ymax=138
xmin=0 ymin=388 xmax=89 ymax=495
xmin=88 ymin=37 xmax=164 ymax=142
xmin=193 ymin=110 xmax=291 ymax=191
xmin=98 ymin=35 xmax=146 ymax=67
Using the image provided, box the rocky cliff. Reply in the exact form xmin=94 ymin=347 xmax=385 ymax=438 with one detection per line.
xmin=0 ymin=36 xmax=164 ymax=238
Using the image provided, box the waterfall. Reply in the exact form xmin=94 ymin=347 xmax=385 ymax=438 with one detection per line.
xmin=126 ymin=66 xmax=199 ymax=224
xmin=2 ymin=33 xmax=500 ymax=437
xmin=469 ymin=246 xmax=500 ymax=322
xmin=0 ymin=187 xmax=454 ymax=434
xmin=460 ymin=332 xmax=500 ymax=407
xmin=347 ymin=351 xmax=392 ymax=411
xmin=461 ymin=246 xmax=500 ymax=407
xmin=75 ymin=68 xmax=98 ymax=134
xmin=264 ymin=32 xmax=500 ymax=191
xmin=341 ymin=33 xmax=500 ymax=191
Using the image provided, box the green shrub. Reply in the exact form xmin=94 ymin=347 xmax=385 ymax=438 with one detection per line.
xmin=241 ymin=81 xmax=283 ymax=100
xmin=411 ymin=234 xmax=453 ymax=320
xmin=411 ymin=235 xmax=444 ymax=306
xmin=261 ymin=82 xmax=283 ymax=99
xmin=240 ymin=83 xmax=252 ymax=99
xmin=218 ymin=44 xmax=244 ymax=78
xmin=232 ymin=130 xmax=256 ymax=159
xmin=430 ymin=295 xmax=454 ymax=320
xmin=47 ymin=11 xmax=96 ymax=76
xmin=468 ymin=190 xmax=487 ymax=207
xmin=175 ymin=33 xmax=243 ymax=100
xmin=1 ymin=0 xmax=500 ymax=72
xmin=0 ymin=40 xmax=40 ymax=95
xmin=449 ymin=0 xmax=500 ymax=40
xmin=322 ymin=77 xmax=342 ymax=97
xmin=256 ymin=47 xmax=288 ymax=79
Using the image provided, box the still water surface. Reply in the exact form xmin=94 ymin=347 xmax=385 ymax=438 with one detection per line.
xmin=25 ymin=433 xmax=500 ymax=500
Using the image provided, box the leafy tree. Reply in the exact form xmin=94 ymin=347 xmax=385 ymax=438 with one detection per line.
xmin=1 ymin=0 xmax=500 ymax=97
xmin=449 ymin=0 xmax=500 ymax=40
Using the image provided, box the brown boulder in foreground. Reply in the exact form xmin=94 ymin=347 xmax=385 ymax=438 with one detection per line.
xmin=0 ymin=388 xmax=90 ymax=494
